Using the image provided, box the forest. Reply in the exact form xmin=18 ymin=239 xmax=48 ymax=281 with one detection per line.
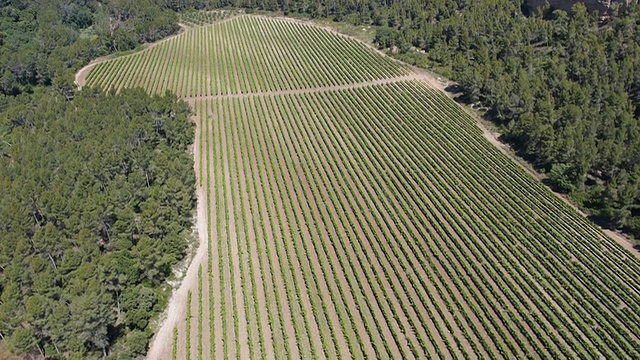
xmin=201 ymin=0 xmax=640 ymax=239
xmin=0 ymin=0 xmax=181 ymax=98
xmin=0 ymin=88 xmax=196 ymax=358
xmin=0 ymin=0 xmax=196 ymax=358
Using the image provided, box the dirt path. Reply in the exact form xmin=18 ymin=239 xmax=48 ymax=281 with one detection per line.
xmin=146 ymin=184 xmax=209 ymax=360
xmin=77 ymin=11 xmax=637 ymax=261
xmin=182 ymin=73 xmax=424 ymax=101
xmin=74 ymin=62 xmax=100 ymax=89
xmin=74 ymin=24 xmax=190 ymax=89
xmin=471 ymin=109 xmax=640 ymax=259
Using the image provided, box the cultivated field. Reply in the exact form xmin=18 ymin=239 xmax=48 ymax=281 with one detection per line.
xmin=84 ymin=16 xmax=408 ymax=97
xmin=83 ymin=15 xmax=640 ymax=360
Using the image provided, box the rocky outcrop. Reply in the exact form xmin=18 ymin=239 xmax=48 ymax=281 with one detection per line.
xmin=524 ymin=0 xmax=636 ymax=15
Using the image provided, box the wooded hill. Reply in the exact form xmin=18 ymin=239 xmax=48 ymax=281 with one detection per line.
xmin=0 ymin=1 xmax=196 ymax=358
xmin=0 ymin=0 xmax=180 ymax=98
xmin=0 ymin=88 xmax=195 ymax=358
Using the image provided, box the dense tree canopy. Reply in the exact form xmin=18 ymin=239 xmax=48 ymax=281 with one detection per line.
xmin=0 ymin=88 xmax=195 ymax=358
xmin=0 ymin=2 xmax=196 ymax=357
xmin=0 ymin=0 xmax=182 ymax=97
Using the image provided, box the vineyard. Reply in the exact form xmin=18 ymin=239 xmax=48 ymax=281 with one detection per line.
xmin=83 ymin=16 xmax=407 ymax=98
xmin=82 ymin=14 xmax=640 ymax=360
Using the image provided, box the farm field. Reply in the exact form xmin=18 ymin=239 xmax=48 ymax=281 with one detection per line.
xmin=82 ymin=15 xmax=640 ymax=359
xmin=83 ymin=15 xmax=408 ymax=97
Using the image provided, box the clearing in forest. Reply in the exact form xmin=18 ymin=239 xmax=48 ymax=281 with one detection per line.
xmin=84 ymin=14 xmax=640 ymax=360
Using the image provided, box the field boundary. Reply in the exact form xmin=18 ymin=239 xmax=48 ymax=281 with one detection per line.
xmin=183 ymin=74 xmax=424 ymax=102
xmin=465 ymin=105 xmax=640 ymax=259
xmin=75 ymin=22 xmax=220 ymax=89
xmin=146 ymin=186 xmax=210 ymax=359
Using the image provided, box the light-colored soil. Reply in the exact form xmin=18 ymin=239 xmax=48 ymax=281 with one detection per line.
xmin=378 ymin=86 xmax=596 ymax=352
xmin=174 ymin=32 xmax=189 ymax=97
xmin=182 ymin=73 xmax=425 ymax=101
xmin=216 ymin=99 xmax=238 ymax=359
xmin=316 ymin=92 xmax=491 ymax=358
xmin=272 ymin=97 xmax=356 ymax=359
xmin=193 ymin=110 xmax=211 ymax=360
xmin=242 ymin=96 xmax=290 ymax=358
xmin=74 ymin=62 xmax=100 ymax=89
xmin=370 ymin=84 xmax=638 ymax=354
xmin=208 ymin=100 xmax=223 ymax=360
xmin=315 ymin=100 xmax=418 ymax=358
xmin=0 ymin=345 xmax=24 ymax=360
xmin=251 ymin=96 xmax=302 ymax=359
xmin=223 ymin=98 xmax=250 ymax=360
xmin=257 ymin=95 xmax=318 ymax=359
xmin=74 ymin=24 xmax=190 ymax=89
xmin=287 ymin=97 xmax=379 ymax=358
xmin=234 ymin=98 xmax=276 ymax=359
xmin=307 ymin=92 xmax=447 ymax=358
xmin=324 ymin=109 xmax=468 ymax=357
xmin=146 ymin=185 xmax=209 ymax=360
xmin=472 ymin=113 xmax=640 ymax=260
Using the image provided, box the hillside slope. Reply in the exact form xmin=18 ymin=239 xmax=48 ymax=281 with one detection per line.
xmin=87 ymin=16 xmax=640 ymax=359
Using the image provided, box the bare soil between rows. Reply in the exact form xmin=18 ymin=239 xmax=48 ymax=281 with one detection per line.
xmin=72 ymin=14 xmax=640 ymax=359
xmin=472 ymin=115 xmax=640 ymax=260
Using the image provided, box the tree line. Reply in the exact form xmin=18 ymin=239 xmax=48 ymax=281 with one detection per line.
xmin=0 ymin=0 xmax=198 ymax=358
xmin=0 ymin=88 xmax=196 ymax=358
xmin=0 ymin=0 xmax=182 ymax=98
xmin=375 ymin=1 xmax=640 ymax=239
